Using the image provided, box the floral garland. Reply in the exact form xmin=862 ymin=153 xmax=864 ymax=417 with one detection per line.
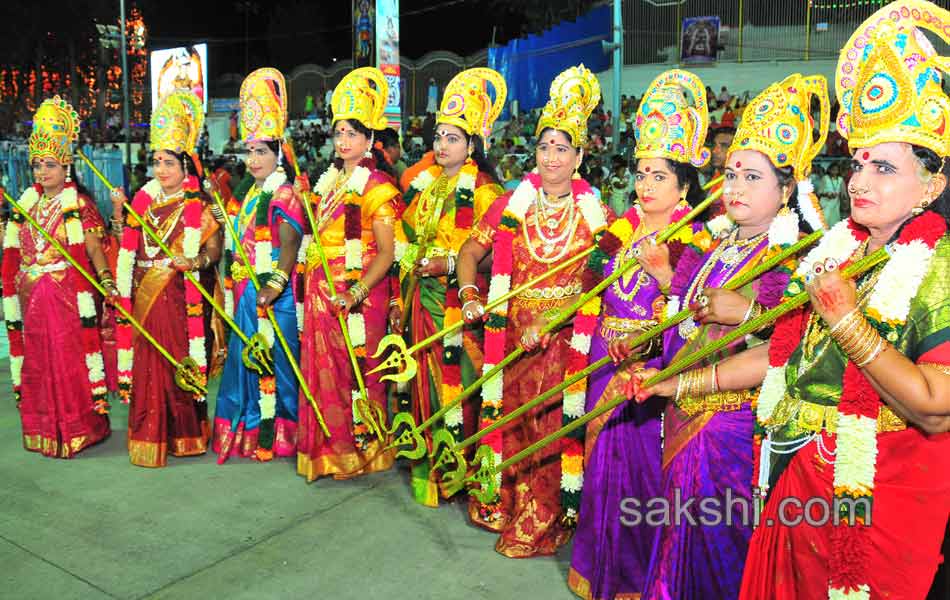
xmin=397 ymin=159 xmax=479 ymax=441
xmin=2 ymin=183 xmax=109 ymax=414
xmin=222 ymin=168 xmax=287 ymax=450
xmin=477 ymin=172 xmax=607 ymax=524
xmin=311 ymin=158 xmax=373 ymax=448
xmin=584 ymin=200 xmax=693 ymax=289
xmin=115 ymin=177 xmax=207 ymax=404
xmin=752 ymin=212 xmax=946 ymax=599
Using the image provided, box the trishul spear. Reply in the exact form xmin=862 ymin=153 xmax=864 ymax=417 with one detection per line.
xmin=281 ymin=140 xmax=380 ymax=438
xmin=76 ymin=150 xmax=273 ymax=375
xmin=433 ymin=229 xmax=824 ymax=489
xmin=2 ymin=189 xmax=206 ymax=395
xmin=369 ymin=174 xmax=726 ymax=385
xmin=208 ymin=170 xmax=330 ymax=438
xmin=461 ymin=247 xmax=890 ymax=503
xmin=380 ymin=184 xmax=724 ymax=461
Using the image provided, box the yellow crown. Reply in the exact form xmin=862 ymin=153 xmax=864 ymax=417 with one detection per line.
xmin=634 ymin=69 xmax=710 ymax=168
xmin=239 ymin=68 xmax=287 ymax=142
xmin=331 ymin=67 xmax=389 ymax=131
xmin=535 ymin=64 xmax=601 ymax=146
xmin=729 ymin=73 xmax=830 ymax=179
xmin=835 ymin=0 xmax=950 ymax=157
xmin=438 ymin=68 xmax=507 ymax=141
xmin=150 ymin=90 xmax=204 ymax=156
xmin=29 ymin=95 xmax=80 ymax=165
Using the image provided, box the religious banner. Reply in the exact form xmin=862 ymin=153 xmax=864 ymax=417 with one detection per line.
xmin=376 ymin=0 xmax=401 ymax=131
xmin=354 ymin=0 xmax=375 ymax=68
xmin=680 ymin=16 xmax=720 ymax=64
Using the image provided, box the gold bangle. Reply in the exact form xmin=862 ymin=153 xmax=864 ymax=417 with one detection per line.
xmin=829 ymin=308 xmax=860 ymax=338
xmin=855 ymin=336 xmax=885 ymax=368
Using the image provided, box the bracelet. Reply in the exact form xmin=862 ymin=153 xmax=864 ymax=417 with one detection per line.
xmin=210 ymin=204 xmax=226 ymax=222
xmin=349 ymin=281 xmax=370 ymax=304
xmin=458 ymin=283 xmax=479 ymax=301
xmin=389 ymin=298 xmax=400 ymax=308
xmin=711 ymin=363 xmax=720 ymax=393
xmin=266 ymin=270 xmax=290 ymax=291
xmin=742 ymin=300 xmax=763 ymax=323
xmin=658 ymin=280 xmax=671 ymax=296
xmin=829 ymin=307 xmax=860 ymax=338
xmin=446 ymin=255 xmax=457 ymax=275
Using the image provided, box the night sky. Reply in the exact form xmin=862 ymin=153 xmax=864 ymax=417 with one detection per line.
xmin=143 ymin=0 xmax=521 ymax=78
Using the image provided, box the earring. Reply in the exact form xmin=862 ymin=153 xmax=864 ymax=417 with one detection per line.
xmin=65 ymin=164 xmax=72 ymax=183
xmin=573 ymin=164 xmax=581 ymax=179
xmin=468 ymin=145 xmax=474 ymax=158
xmin=276 ymin=146 xmax=285 ymax=173
xmin=912 ymin=198 xmax=932 ymax=216
xmin=364 ymin=134 xmax=375 ymax=159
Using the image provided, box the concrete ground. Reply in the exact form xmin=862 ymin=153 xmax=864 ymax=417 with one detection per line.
xmin=0 ymin=370 xmax=577 ymax=600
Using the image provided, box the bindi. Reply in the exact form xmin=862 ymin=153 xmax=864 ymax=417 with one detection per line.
xmin=735 ymin=161 xmax=742 ymax=168
xmin=862 ymin=151 xmax=870 ymax=160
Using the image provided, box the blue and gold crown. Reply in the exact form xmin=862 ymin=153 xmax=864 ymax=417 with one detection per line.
xmin=535 ymin=64 xmax=600 ymax=146
xmin=438 ymin=68 xmax=507 ymax=141
xmin=835 ymin=0 xmax=950 ymax=157
xmin=332 ymin=67 xmax=389 ymax=130
xmin=29 ymin=96 xmax=80 ymax=165
xmin=151 ymin=90 xmax=204 ymax=155
xmin=729 ymin=73 xmax=830 ymax=180
xmin=239 ymin=68 xmax=287 ymax=143
xmin=634 ymin=69 xmax=710 ymax=168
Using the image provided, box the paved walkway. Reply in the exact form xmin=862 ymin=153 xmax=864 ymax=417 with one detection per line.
xmin=0 ymin=371 xmax=577 ymax=600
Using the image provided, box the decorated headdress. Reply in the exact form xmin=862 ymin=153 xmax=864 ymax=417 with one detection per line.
xmin=150 ymin=90 xmax=204 ymax=157
xmin=835 ymin=0 xmax=950 ymax=158
xmin=634 ymin=69 xmax=710 ymax=168
xmin=29 ymin=95 xmax=80 ymax=165
xmin=729 ymin=73 xmax=830 ymax=181
xmin=437 ymin=67 xmax=507 ymax=142
xmin=729 ymin=73 xmax=830 ymax=233
xmin=239 ymin=67 xmax=288 ymax=143
xmin=331 ymin=67 xmax=389 ymax=130
xmin=535 ymin=64 xmax=601 ymax=146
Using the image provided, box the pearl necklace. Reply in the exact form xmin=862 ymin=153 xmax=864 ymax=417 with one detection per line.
xmin=523 ymin=187 xmax=580 ymax=264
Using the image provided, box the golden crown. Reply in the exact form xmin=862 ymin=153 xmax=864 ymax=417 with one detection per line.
xmin=729 ymin=73 xmax=830 ymax=180
xmin=331 ymin=67 xmax=389 ymax=131
xmin=535 ymin=64 xmax=601 ymax=146
xmin=29 ymin=95 xmax=80 ymax=165
xmin=438 ymin=68 xmax=507 ymax=141
xmin=239 ymin=67 xmax=287 ymax=143
xmin=150 ymin=90 xmax=204 ymax=156
xmin=835 ymin=0 xmax=950 ymax=157
xmin=634 ymin=69 xmax=710 ymax=168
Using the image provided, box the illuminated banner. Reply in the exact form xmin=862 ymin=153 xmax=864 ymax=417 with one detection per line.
xmin=150 ymin=44 xmax=209 ymax=112
xmin=354 ymin=0 xmax=375 ymax=68
xmin=376 ymin=0 xmax=401 ymax=131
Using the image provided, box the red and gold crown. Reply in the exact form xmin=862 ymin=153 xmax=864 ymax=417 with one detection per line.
xmin=835 ymin=0 xmax=950 ymax=157
xmin=239 ymin=68 xmax=287 ymax=143
xmin=332 ymin=67 xmax=389 ymax=130
xmin=29 ymin=95 xmax=80 ymax=165
xmin=438 ymin=68 xmax=507 ymax=141
xmin=535 ymin=64 xmax=600 ymax=146
xmin=150 ymin=90 xmax=204 ymax=155
xmin=729 ymin=73 xmax=830 ymax=180
xmin=635 ymin=69 xmax=710 ymax=168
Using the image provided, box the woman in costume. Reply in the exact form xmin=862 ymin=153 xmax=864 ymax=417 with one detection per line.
xmin=456 ymin=64 xmax=611 ymax=557
xmin=391 ymin=67 xmax=506 ymax=506
xmin=704 ymin=4 xmax=950 ymax=598
xmin=296 ymin=67 xmax=401 ymax=481
xmin=568 ymin=69 xmax=711 ymax=600
xmin=213 ymin=68 xmax=303 ymax=462
xmin=111 ymin=91 xmax=221 ymax=468
xmin=627 ymin=73 xmax=829 ymax=599
xmin=2 ymin=96 xmax=111 ymax=457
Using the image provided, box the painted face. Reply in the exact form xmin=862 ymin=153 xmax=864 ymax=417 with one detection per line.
xmin=848 ymin=142 xmax=945 ymax=234
xmin=433 ymin=123 xmax=468 ymax=171
xmin=245 ymin=141 xmax=278 ymax=182
xmin=635 ymin=158 xmax=684 ymax=215
xmin=152 ymin=150 xmax=186 ymax=193
xmin=31 ymin=157 xmax=66 ymax=192
xmin=333 ymin=119 xmax=371 ymax=164
xmin=535 ymin=129 xmax=579 ymax=189
xmin=723 ymin=149 xmax=786 ymax=229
